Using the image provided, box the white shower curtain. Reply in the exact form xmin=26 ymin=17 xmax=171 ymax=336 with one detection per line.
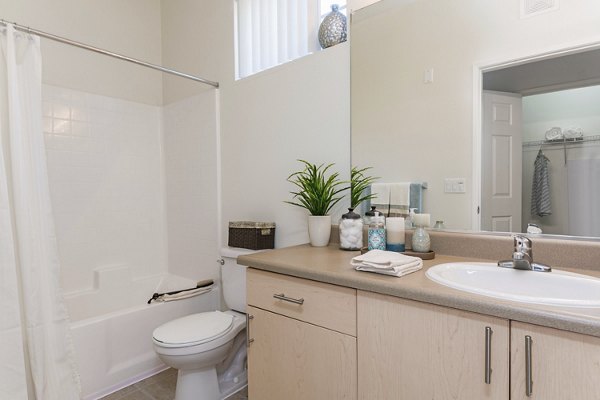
xmin=0 ymin=24 xmax=80 ymax=399
xmin=568 ymin=158 xmax=600 ymax=237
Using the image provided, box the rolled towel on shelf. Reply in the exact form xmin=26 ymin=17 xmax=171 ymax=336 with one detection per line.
xmin=545 ymin=127 xmax=563 ymax=141
xmin=563 ymin=127 xmax=583 ymax=140
xmin=351 ymin=249 xmax=423 ymax=277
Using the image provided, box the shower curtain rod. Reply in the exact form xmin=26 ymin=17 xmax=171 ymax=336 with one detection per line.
xmin=0 ymin=19 xmax=219 ymax=88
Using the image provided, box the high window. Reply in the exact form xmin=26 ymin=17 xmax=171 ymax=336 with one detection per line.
xmin=235 ymin=0 xmax=347 ymax=79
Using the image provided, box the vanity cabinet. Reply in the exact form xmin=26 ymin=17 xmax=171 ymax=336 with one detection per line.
xmin=246 ymin=269 xmax=357 ymax=400
xmin=510 ymin=322 xmax=600 ymax=400
xmin=357 ymin=290 xmax=510 ymax=399
xmin=245 ymin=265 xmax=600 ymax=400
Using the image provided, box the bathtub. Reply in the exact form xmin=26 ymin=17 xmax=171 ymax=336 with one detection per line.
xmin=65 ymin=268 xmax=220 ymax=399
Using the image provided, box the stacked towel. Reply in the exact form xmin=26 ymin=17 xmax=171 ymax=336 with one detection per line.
xmin=351 ymin=250 xmax=423 ymax=277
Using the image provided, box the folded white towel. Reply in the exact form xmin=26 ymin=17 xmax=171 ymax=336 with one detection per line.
xmin=351 ymin=249 xmax=423 ymax=277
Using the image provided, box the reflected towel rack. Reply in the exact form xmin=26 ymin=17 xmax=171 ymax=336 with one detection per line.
xmin=523 ymin=135 xmax=600 ymax=165
xmin=522 ymin=135 xmax=600 ymax=148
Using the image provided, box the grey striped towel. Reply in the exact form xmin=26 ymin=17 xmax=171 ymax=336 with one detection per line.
xmin=531 ymin=150 xmax=552 ymax=217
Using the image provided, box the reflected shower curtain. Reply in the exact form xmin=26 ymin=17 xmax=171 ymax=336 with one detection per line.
xmin=567 ymin=158 xmax=600 ymax=237
xmin=0 ymin=24 xmax=80 ymax=399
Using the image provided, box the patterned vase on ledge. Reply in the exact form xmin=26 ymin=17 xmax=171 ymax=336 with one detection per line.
xmin=318 ymin=4 xmax=347 ymax=49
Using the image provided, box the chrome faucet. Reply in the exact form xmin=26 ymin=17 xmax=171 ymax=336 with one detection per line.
xmin=498 ymin=235 xmax=552 ymax=272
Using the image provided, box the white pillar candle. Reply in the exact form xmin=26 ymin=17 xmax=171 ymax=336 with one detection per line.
xmin=386 ymin=217 xmax=405 ymax=243
xmin=412 ymin=213 xmax=430 ymax=227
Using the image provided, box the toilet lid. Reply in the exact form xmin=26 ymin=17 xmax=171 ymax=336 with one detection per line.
xmin=153 ymin=311 xmax=234 ymax=347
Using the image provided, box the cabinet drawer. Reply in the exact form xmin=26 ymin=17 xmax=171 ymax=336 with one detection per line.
xmin=247 ymin=268 xmax=356 ymax=336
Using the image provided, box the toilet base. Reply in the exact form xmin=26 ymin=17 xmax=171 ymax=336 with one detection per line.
xmin=175 ymin=367 xmax=219 ymax=400
xmin=218 ymin=367 xmax=247 ymax=400
xmin=174 ymin=366 xmax=247 ymax=400
xmin=171 ymin=328 xmax=248 ymax=400
xmin=153 ymin=311 xmax=248 ymax=400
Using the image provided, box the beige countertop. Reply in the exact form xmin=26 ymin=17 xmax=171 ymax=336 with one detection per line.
xmin=238 ymin=244 xmax=600 ymax=338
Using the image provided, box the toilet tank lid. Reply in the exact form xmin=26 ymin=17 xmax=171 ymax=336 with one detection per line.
xmin=220 ymin=246 xmax=265 ymax=259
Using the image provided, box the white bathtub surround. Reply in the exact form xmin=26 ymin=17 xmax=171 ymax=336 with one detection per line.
xmin=64 ymin=266 xmax=210 ymax=321
xmin=41 ymin=83 xmax=220 ymax=398
xmin=67 ymin=275 xmax=220 ymax=399
xmin=0 ymin=24 xmax=80 ymax=399
xmin=163 ymin=92 xmax=220 ymax=282
xmin=42 ymin=84 xmax=166 ymax=294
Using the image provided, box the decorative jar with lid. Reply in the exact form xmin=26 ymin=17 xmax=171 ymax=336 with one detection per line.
xmin=339 ymin=208 xmax=363 ymax=251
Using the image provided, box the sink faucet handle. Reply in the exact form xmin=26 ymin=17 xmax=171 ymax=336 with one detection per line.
xmin=513 ymin=235 xmax=533 ymax=261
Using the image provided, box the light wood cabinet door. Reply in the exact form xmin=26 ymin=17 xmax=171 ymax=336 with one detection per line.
xmin=511 ymin=321 xmax=600 ymax=400
xmin=358 ymin=291 xmax=509 ymax=400
xmin=247 ymin=306 xmax=357 ymax=400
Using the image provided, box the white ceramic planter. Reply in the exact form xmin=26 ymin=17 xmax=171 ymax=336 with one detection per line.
xmin=308 ymin=215 xmax=332 ymax=247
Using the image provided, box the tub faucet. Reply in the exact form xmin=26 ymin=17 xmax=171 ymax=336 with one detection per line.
xmin=497 ymin=235 xmax=552 ymax=272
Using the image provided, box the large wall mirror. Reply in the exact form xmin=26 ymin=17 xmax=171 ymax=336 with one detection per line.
xmin=351 ymin=0 xmax=600 ymax=239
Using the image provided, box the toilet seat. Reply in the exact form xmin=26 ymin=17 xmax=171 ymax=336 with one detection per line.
xmin=153 ymin=311 xmax=234 ymax=348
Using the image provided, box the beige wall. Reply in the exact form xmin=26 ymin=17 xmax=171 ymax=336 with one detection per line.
xmin=351 ymin=0 xmax=600 ymax=230
xmin=1 ymin=0 xmax=163 ymax=105
xmin=220 ymin=44 xmax=351 ymax=248
xmin=161 ymin=0 xmax=351 ymax=249
xmin=160 ymin=0 xmax=230 ymax=104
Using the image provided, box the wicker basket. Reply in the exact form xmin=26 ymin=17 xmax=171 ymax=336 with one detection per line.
xmin=228 ymin=221 xmax=275 ymax=250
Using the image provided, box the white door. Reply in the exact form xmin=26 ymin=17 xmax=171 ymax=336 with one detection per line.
xmin=481 ymin=91 xmax=522 ymax=232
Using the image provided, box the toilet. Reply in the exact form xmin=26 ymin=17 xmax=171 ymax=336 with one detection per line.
xmin=152 ymin=247 xmax=257 ymax=400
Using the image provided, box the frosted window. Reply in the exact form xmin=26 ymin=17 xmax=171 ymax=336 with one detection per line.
xmin=235 ymin=0 xmax=347 ymax=79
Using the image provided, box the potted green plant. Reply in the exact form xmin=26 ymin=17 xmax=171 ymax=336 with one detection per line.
xmin=350 ymin=166 xmax=378 ymax=210
xmin=339 ymin=166 xmax=379 ymax=250
xmin=286 ymin=160 xmax=347 ymax=246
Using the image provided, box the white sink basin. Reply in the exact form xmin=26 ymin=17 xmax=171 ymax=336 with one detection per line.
xmin=426 ymin=262 xmax=600 ymax=308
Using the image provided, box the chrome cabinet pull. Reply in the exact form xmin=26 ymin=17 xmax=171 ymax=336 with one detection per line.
xmin=246 ymin=314 xmax=254 ymax=347
xmin=525 ymin=335 xmax=533 ymax=397
xmin=484 ymin=326 xmax=493 ymax=384
xmin=273 ymin=293 xmax=304 ymax=305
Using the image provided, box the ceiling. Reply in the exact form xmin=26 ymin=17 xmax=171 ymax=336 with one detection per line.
xmin=483 ymin=48 xmax=600 ymax=95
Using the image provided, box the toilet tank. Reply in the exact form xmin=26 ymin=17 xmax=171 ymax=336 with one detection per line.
xmin=220 ymin=247 xmax=261 ymax=313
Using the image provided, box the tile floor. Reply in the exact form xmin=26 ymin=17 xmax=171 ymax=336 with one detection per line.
xmin=101 ymin=369 xmax=248 ymax=400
